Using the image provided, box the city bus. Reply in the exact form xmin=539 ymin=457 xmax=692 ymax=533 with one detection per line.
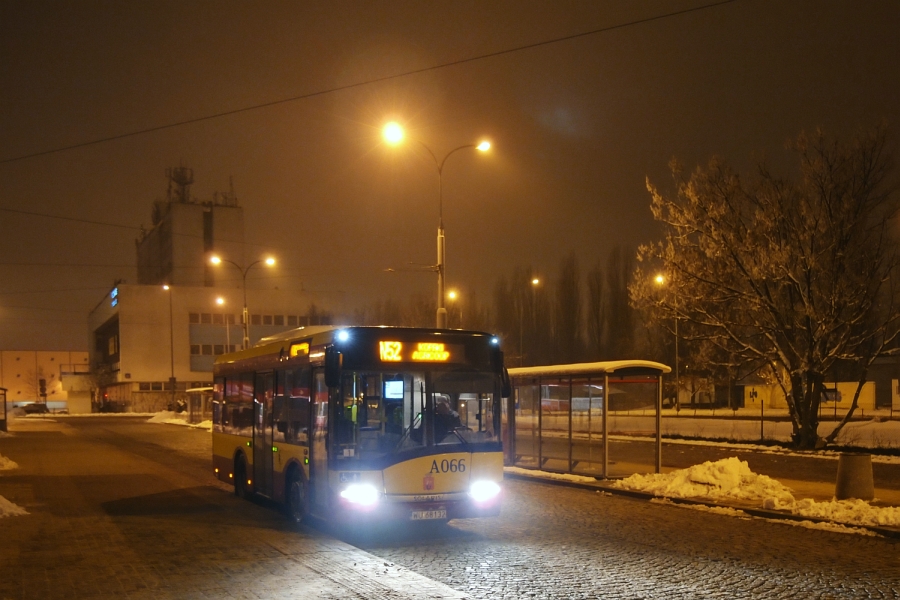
xmin=212 ymin=325 xmax=510 ymax=524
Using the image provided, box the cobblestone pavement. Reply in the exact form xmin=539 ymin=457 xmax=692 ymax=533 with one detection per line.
xmin=0 ymin=418 xmax=464 ymax=600
xmin=4 ymin=417 xmax=900 ymax=599
xmin=357 ymin=478 xmax=900 ymax=599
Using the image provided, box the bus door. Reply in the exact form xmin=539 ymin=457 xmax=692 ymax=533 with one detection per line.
xmin=253 ymin=372 xmax=274 ymax=497
xmin=310 ymin=370 xmax=330 ymax=510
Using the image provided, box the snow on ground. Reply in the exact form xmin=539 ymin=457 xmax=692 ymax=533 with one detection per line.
xmin=0 ymin=454 xmax=19 ymax=470
xmin=0 ymin=495 xmax=28 ymax=518
xmin=532 ymin=409 xmax=900 ymax=450
xmin=147 ymin=412 xmax=212 ymax=431
xmin=650 ymin=497 xmax=750 ymax=518
xmin=504 ymin=466 xmax=599 ymax=484
xmin=615 ymin=457 xmax=900 ymax=530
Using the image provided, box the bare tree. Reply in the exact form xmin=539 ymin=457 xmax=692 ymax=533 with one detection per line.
xmin=632 ymin=126 xmax=900 ymax=449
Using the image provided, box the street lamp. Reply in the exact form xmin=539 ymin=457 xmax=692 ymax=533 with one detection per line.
xmin=382 ymin=121 xmax=491 ymax=329
xmin=210 ymin=255 xmax=276 ymax=350
xmin=519 ymin=277 xmax=540 ymax=367
xmin=162 ymin=285 xmax=176 ymax=410
xmin=654 ymin=274 xmax=679 ymax=410
xmin=215 ymin=296 xmax=231 ymax=351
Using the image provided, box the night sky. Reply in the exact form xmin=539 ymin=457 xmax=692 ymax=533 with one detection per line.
xmin=2 ymin=0 xmax=899 ymax=350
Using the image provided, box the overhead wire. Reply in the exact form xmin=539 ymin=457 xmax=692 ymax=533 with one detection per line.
xmin=0 ymin=0 xmax=740 ymax=165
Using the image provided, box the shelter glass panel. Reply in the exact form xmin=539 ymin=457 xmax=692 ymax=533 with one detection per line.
xmin=540 ymin=377 xmax=571 ymax=471
xmin=513 ymin=380 xmax=540 ymax=468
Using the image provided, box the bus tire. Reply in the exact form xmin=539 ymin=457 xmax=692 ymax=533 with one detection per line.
xmin=234 ymin=454 xmax=250 ymax=499
xmin=285 ymin=467 xmax=309 ymax=523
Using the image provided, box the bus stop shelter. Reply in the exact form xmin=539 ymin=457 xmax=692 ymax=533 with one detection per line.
xmin=504 ymin=360 xmax=671 ymax=478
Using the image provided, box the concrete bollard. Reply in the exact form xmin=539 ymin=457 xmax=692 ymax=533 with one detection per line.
xmin=834 ymin=453 xmax=875 ymax=501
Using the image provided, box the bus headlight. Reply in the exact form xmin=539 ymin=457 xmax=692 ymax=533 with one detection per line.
xmin=468 ymin=480 xmax=501 ymax=503
xmin=340 ymin=483 xmax=380 ymax=506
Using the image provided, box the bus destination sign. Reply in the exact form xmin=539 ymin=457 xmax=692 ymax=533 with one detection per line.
xmin=379 ymin=341 xmax=460 ymax=363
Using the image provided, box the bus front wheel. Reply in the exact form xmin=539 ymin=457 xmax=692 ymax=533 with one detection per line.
xmin=285 ymin=469 xmax=309 ymax=523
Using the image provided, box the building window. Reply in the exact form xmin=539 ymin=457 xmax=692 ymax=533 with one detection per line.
xmin=139 ymin=383 xmax=151 ymax=391
xmin=151 ymin=382 xmax=163 ymax=391
xmin=225 ymin=314 xmax=236 ymax=325
xmin=251 ymin=314 xmax=261 ymax=325
xmin=190 ymin=345 xmax=200 ymax=355
xmin=202 ymin=344 xmax=213 ymax=355
xmin=189 ymin=313 xmax=200 ymax=324
xmin=263 ymin=315 xmax=273 ymax=325
xmin=274 ymin=315 xmax=284 ymax=326
xmin=228 ymin=344 xmax=236 ymax=353
xmin=214 ymin=344 xmax=225 ymax=355
xmin=287 ymin=315 xmax=298 ymax=327
xmin=201 ymin=313 xmax=212 ymax=324
xmin=212 ymin=313 xmax=224 ymax=325
xmin=298 ymin=316 xmax=310 ymax=327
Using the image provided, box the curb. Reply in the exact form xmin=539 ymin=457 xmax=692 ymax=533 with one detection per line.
xmin=503 ymin=470 xmax=900 ymax=540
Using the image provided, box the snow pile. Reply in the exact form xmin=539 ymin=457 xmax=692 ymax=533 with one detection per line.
xmin=616 ymin=457 xmax=900 ymax=530
xmin=613 ymin=457 xmax=796 ymax=504
xmin=0 ymin=495 xmax=28 ymax=518
xmin=147 ymin=411 xmax=184 ymax=423
xmin=147 ymin=412 xmax=213 ymax=431
xmin=0 ymin=453 xmax=19 ymax=470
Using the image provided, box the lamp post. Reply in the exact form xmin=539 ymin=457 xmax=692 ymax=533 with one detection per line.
xmin=518 ymin=277 xmax=540 ymax=367
xmin=210 ymin=255 xmax=275 ymax=350
xmin=216 ymin=296 xmax=230 ymax=352
xmin=382 ymin=121 xmax=490 ymax=329
xmin=654 ymin=274 xmax=679 ymax=410
xmin=162 ymin=284 xmax=176 ymax=410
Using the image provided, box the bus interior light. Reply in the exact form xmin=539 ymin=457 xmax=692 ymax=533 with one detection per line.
xmin=468 ymin=480 xmax=501 ymax=503
xmin=337 ymin=330 xmax=350 ymax=342
xmin=340 ymin=483 xmax=379 ymax=506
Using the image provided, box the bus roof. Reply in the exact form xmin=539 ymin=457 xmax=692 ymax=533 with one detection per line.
xmin=509 ymin=360 xmax=671 ymax=378
xmin=213 ymin=325 xmax=499 ymax=369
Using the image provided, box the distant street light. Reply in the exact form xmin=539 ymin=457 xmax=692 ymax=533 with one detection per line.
xmin=210 ymin=255 xmax=276 ymax=349
xmin=520 ymin=277 xmax=540 ymax=366
xmin=215 ymin=296 xmax=232 ymax=351
xmin=162 ymin=284 xmax=176 ymax=409
xmin=447 ymin=290 xmax=462 ymax=329
xmin=382 ymin=121 xmax=491 ymax=329
xmin=654 ymin=274 xmax=679 ymax=410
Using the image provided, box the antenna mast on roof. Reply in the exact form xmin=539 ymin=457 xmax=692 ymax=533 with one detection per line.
xmin=165 ymin=165 xmax=194 ymax=203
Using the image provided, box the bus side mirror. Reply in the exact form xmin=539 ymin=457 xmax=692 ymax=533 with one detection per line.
xmin=325 ymin=347 xmax=342 ymax=388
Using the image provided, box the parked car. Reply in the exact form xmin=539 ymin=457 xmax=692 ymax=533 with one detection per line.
xmin=23 ymin=403 xmax=50 ymax=415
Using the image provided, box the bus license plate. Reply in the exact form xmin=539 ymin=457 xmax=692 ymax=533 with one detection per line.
xmin=411 ymin=509 xmax=446 ymax=520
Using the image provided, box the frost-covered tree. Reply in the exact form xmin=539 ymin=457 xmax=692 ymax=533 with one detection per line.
xmin=632 ymin=127 xmax=900 ymax=449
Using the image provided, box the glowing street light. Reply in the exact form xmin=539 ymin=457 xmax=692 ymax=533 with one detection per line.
xmin=446 ymin=289 xmax=462 ymax=329
xmin=209 ymin=255 xmax=276 ymax=350
xmin=162 ymin=284 xmax=176 ymax=409
xmin=655 ymin=274 xmax=679 ymax=410
xmin=382 ymin=121 xmax=404 ymax=145
xmin=382 ymin=121 xmax=491 ymax=329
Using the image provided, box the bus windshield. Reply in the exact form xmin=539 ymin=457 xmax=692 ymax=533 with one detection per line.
xmin=334 ymin=369 xmax=500 ymax=462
